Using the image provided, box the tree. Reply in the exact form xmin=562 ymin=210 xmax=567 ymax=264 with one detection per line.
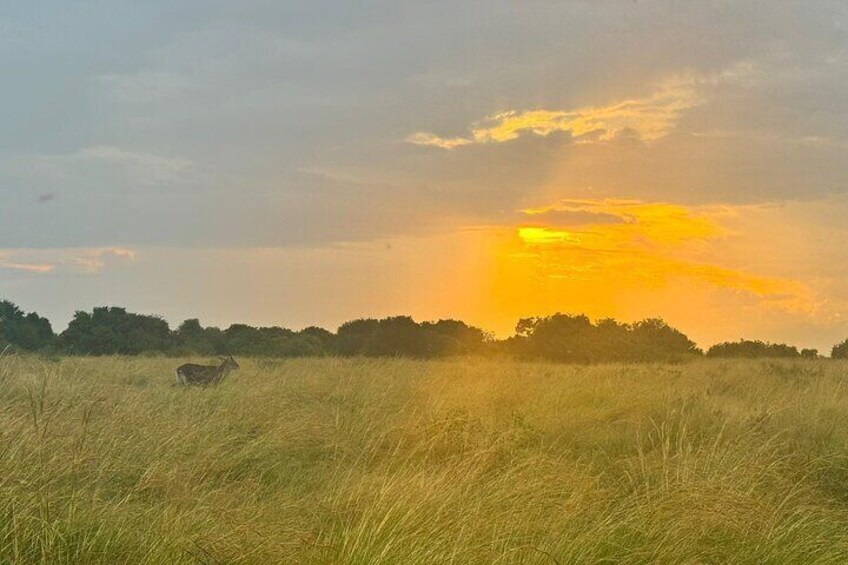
xmin=421 ymin=319 xmax=489 ymax=356
xmin=334 ymin=316 xmax=488 ymax=358
xmin=296 ymin=326 xmax=336 ymax=355
xmin=336 ymin=318 xmax=380 ymax=356
xmin=61 ymin=307 xmax=172 ymax=355
xmin=222 ymin=324 xmax=295 ymax=356
xmin=517 ymin=314 xmax=597 ymax=362
xmin=832 ymin=339 xmax=848 ymax=359
xmin=0 ymin=300 xmax=55 ymax=351
xmin=174 ymin=319 xmax=224 ymax=355
xmin=630 ymin=318 xmax=701 ymax=361
xmin=801 ymin=348 xmax=819 ymax=359
xmin=506 ymin=314 xmax=699 ymax=363
xmin=361 ymin=316 xmax=428 ymax=357
xmin=592 ymin=318 xmax=635 ymax=360
xmin=300 ymin=326 xmax=335 ymax=344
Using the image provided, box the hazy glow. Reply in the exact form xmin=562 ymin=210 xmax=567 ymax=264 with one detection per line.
xmin=517 ymin=227 xmax=580 ymax=245
xmin=522 ymin=200 xmax=723 ymax=244
xmin=506 ymin=200 xmax=808 ymax=302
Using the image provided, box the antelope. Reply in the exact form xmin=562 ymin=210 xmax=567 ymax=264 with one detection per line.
xmin=175 ymin=355 xmax=240 ymax=386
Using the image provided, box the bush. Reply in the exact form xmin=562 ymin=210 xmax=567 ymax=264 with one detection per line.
xmin=706 ymin=340 xmax=800 ymax=359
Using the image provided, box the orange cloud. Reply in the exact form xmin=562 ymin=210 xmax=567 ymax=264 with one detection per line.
xmin=0 ymin=247 xmax=136 ymax=275
xmin=408 ymin=63 xmax=761 ymax=151
xmin=502 ymin=199 xmax=812 ymax=308
xmin=408 ymin=75 xmax=703 ymax=149
xmin=67 ymin=247 xmax=137 ymax=273
xmin=0 ymin=259 xmax=54 ymax=273
xmin=521 ymin=200 xmax=725 ymax=245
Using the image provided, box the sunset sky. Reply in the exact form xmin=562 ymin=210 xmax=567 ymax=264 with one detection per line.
xmin=2 ymin=1 xmax=848 ymax=351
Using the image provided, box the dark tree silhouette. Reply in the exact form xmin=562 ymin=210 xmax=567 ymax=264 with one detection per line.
xmin=706 ymin=340 xmax=800 ymax=359
xmin=832 ymin=339 xmax=848 ymax=360
xmin=2 ymin=296 xmax=828 ymax=364
xmin=0 ymin=300 xmax=55 ymax=351
xmin=61 ymin=307 xmax=171 ymax=355
xmin=336 ymin=318 xmax=380 ymax=356
xmin=334 ymin=316 xmax=489 ymax=358
xmin=506 ymin=314 xmax=699 ymax=363
xmin=631 ymin=318 xmax=701 ymax=361
xmin=174 ymin=319 xmax=224 ymax=355
xmin=421 ymin=319 xmax=489 ymax=356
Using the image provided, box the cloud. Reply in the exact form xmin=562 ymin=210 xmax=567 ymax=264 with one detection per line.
xmin=519 ymin=209 xmax=625 ymax=227
xmin=521 ymin=199 xmax=724 ymax=244
xmin=0 ymin=247 xmax=136 ymax=276
xmin=3 ymin=145 xmax=198 ymax=188
xmin=97 ymin=71 xmax=190 ymax=105
xmin=77 ymin=145 xmax=191 ymax=170
xmin=408 ymin=73 xmax=706 ymax=149
xmin=406 ymin=61 xmax=766 ymax=151
xmin=405 ymin=132 xmax=473 ymax=150
xmin=65 ymin=247 xmax=137 ymax=273
xmin=507 ymin=199 xmax=811 ymax=307
xmin=73 ymin=145 xmax=196 ymax=186
xmin=0 ymin=258 xmax=54 ymax=274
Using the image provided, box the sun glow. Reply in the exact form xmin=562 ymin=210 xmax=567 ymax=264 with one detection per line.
xmin=517 ymin=226 xmax=580 ymax=245
xmin=509 ymin=199 xmax=800 ymax=294
xmin=476 ymin=199 xmax=816 ymax=337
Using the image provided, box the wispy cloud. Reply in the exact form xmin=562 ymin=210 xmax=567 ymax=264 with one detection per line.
xmin=407 ymin=67 xmax=759 ymax=150
xmin=0 ymin=259 xmax=54 ymax=274
xmin=408 ymin=78 xmax=699 ymax=149
xmin=0 ymin=247 xmax=136 ymax=275
xmin=2 ymin=145 xmax=198 ymax=188
xmin=405 ymin=132 xmax=476 ymax=150
xmin=65 ymin=247 xmax=137 ymax=273
xmin=77 ymin=146 xmax=194 ymax=177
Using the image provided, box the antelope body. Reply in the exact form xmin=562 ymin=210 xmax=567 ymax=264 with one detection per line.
xmin=175 ymin=355 xmax=239 ymax=386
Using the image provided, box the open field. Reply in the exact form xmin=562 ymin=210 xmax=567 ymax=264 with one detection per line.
xmin=2 ymin=356 xmax=848 ymax=563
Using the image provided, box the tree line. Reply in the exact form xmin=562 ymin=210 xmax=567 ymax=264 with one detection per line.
xmin=2 ymin=299 xmax=847 ymax=361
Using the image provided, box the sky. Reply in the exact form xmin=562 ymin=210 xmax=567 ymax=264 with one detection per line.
xmin=2 ymin=1 xmax=848 ymax=351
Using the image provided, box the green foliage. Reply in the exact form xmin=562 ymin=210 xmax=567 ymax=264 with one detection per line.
xmin=0 ymin=300 xmax=55 ymax=351
xmin=833 ymin=339 xmax=848 ymax=359
xmin=421 ymin=319 xmax=490 ymax=355
xmin=6 ymin=298 xmax=848 ymax=361
xmin=61 ymin=307 xmax=171 ymax=355
xmin=336 ymin=316 xmax=488 ymax=358
xmin=174 ymin=318 xmax=224 ymax=355
xmin=336 ymin=318 xmax=380 ymax=355
xmin=508 ymin=313 xmax=701 ymax=362
xmin=707 ymin=340 xmax=801 ymax=359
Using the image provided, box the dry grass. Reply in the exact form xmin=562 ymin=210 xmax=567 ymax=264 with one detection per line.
xmin=2 ymin=354 xmax=848 ymax=563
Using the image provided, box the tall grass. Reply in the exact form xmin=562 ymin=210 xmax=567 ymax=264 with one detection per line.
xmin=1 ymin=354 xmax=848 ymax=563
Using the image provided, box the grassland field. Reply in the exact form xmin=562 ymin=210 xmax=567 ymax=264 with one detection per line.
xmin=2 ymin=355 xmax=848 ymax=563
